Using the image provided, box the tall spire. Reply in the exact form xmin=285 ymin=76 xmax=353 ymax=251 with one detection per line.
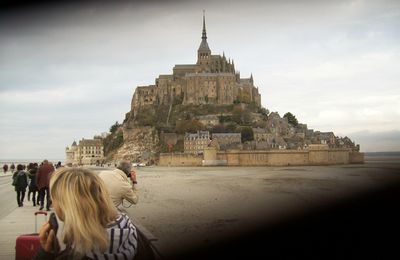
xmin=202 ymin=10 xmax=207 ymax=40
xmin=198 ymin=10 xmax=211 ymax=52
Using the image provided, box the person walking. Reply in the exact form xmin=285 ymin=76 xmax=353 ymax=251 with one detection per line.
xmin=3 ymin=163 xmax=8 ymax=174
xmin=36 ymin=159 xmax=54 ymax=211
xmin=27 ymin=163 xmax=39 ymax=206
xmin=55 ymin=161 xmax=62 ymax=169
xmin=10 ymin=163 xmax=15 ymax=173
xmin=12 ymin=164 xmax=28 ymax=207
xmin=99 ymin=160 xmax=139 ymax=210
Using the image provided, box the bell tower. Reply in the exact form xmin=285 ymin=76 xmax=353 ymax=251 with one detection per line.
xmin=197 ymin=10 xmax=211 ymax=71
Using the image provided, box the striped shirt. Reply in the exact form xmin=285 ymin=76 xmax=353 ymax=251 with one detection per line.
xmin=86 ymin=213 xmax=138 ymax=260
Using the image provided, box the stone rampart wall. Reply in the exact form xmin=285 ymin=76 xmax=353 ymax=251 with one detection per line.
xmin=328 ymin=150 xmax=350 ymax=165
xmin=309 ymin=150 xmax=329 ymax=165
xmin=159 ymin=153 xmax=203 ymax=166
xmin=160 ymin=148 xmax=364 ymax=166
xmin=349 ymin=151 xmax=365 ymax=163
xmin=267 ymin=151 xmax=309 ymax=166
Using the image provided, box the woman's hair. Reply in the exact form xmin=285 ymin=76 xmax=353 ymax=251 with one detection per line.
xmin=16 ymin=164 xmax=23 ymax=171
xmin=50 ymin=167 xmax=118 ymax=256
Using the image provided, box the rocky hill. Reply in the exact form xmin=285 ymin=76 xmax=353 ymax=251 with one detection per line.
xmin=103 ymin=100 xmax=359 ymax=164
xmin=104 ymin=102 xmax=263 ymax=162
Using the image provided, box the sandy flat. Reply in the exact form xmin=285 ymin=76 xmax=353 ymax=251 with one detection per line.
xmin=97 ymin=161 xmax=400 ymax=257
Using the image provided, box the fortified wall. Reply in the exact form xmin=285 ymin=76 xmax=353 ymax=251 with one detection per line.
xmin=159 ymin=145 xmax=364 ymax=167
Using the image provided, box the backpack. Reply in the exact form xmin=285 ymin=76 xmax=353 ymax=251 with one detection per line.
xmin=12 ymin=176 xmax=17 ymax=186
xmin=13 ymin=171 xmax=27 ymax=187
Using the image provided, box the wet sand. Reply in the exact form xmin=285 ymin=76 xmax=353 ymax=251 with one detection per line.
xmin=110 ymin=160 xmax=400 ymax=257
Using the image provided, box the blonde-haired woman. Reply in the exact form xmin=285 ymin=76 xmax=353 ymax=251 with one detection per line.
xmin=34 ymin=167 xmax=138 ymax=260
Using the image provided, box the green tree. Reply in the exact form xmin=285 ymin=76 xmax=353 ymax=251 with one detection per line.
xmin=110 ymin=121 xmax=120 ymax=133
xmin=236 ymin=126 xmax=254 ymax=143
xmin=258 ymin=107 xmax=269 ymax=116
xmin=283 ymin=112 xmax=299 ymax=127
xmin=226 ymin=122 xmax=237 ymax=133
xmin=175 ymin=119 xmax=205 ymax=134
xmin=232 ymin=106 xmax=251 ymax=125
xmin=218 ymin=115 xmax=232 ymax=124
xmin=103 ymin=130 xmax=124 ymax=156
xmin=212 ymin=124 xmax=227 ymax=133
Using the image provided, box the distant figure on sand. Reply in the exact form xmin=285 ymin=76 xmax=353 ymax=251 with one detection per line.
xmin=27 ymin=163 xmax=40 ymax=206
xmin=34 ymin=167 xmax=138 ymax=259
xmin=36 ymin=160 xmax=55 ymax=211
xmin=10 ymin=163 xmax=15 ymax=173
xmin=3 ymin=163 xmax=8 ymax=174
xmin=12 ymin=164 xmax=28 ymax=207
xmin=55 ymin=161 xmax=62 ymax=169
xmin=99 ymin=160 xmax=138 ymax=210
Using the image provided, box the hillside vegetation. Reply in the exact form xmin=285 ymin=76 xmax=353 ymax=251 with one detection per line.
xmin=104 ymin=102 xmax=270 ymax=157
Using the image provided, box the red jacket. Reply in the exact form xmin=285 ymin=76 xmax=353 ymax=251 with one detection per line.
xmin=36 ymin=163 xmax=54 ymax=190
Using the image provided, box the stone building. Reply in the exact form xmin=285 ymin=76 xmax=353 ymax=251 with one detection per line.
xmin=65 ymin=138 xmax=104 ymax=166
xmin=337 ymin=136 xmax=358 ymax=150
xmin=266 ymin=112 xmax=291 ymax=137
xmin=252 ymin=128 xmax=287 ymax=150
xmin=65 ymin=141 xmax=78 ymax=166
xmin=253 ymin=127 xmax=269 ymax=142
xmin=211 ymin=133 xmax=241 ymax=150
xmin=310 ymin=131 xmax=337 ymax=147
xmin=130 ymin=12 xmax=261 ymax=118
xmin=184 ymin=131 xmax=210 ymax=154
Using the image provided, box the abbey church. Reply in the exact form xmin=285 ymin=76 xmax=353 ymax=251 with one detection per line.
xmin=130 ymin=12 xmax=261 ymax=117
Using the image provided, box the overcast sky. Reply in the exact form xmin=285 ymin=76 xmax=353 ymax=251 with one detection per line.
xmin=1 ymin=0 xmax=399 ymax=160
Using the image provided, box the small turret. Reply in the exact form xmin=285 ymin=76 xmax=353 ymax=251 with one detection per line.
xmin=236 ymin=71 xmax=240 ymax=82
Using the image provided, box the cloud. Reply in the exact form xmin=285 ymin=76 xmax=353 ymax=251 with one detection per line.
xmin=1 ymin=0 xmax=400 ymax=158
xmin=348 ymin=130 xmax=400 ymax=152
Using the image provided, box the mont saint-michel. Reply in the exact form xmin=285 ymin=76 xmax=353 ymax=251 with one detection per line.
xmin=65 ymin=13 xmax=363 ymax=166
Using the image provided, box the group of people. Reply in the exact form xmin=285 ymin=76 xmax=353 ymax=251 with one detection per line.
xmin=29 ymin=160 xmax=141 ymax=260
xmin=12 ymin=160 xmax=57 ymax=210
xmin=4 ymin=161 xmax=62 ymax=174
xmin=3 ymin=162 xmax=15 ymax=173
